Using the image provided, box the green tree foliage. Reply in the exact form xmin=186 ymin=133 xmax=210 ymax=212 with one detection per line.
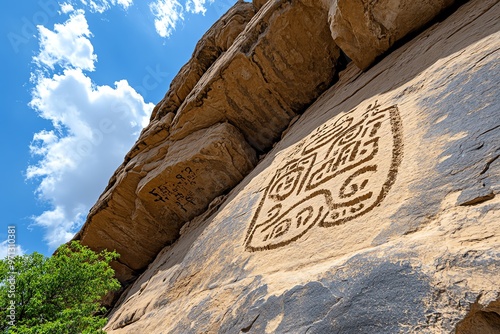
xmin=0 ymin=241 xmax=120 ymax=334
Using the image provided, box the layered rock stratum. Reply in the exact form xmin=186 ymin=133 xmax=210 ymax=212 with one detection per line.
xmin=74 ymin=0 xmax=499 ymax=332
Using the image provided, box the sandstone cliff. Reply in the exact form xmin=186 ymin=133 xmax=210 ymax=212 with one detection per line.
xmin=74 ymin=0 xmax=499 ymax=332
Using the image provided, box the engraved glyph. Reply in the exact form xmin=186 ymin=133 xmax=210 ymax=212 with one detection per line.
xmin=148 ymin=166 xmax=198 ymax=215
xmin=245 ymin=102 xmax=403 ymax=251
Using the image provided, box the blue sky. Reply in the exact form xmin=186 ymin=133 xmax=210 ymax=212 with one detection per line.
xmin=1 ymin=0 xmax=236 ymax=257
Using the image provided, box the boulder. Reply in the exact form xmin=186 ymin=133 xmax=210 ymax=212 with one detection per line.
xmin=150 ymin=1 xmax=256 ymax=121
xmin=169 ymin=0 xmax=340 ymax=152
xmin=328 ymin=0 xmax=456 ymax=69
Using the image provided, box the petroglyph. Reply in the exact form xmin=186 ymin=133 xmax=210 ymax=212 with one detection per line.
xmin=245 ymin=102 xmax=403 ymax=251
xmin=148 ymin=166 xmax=198 ymax=214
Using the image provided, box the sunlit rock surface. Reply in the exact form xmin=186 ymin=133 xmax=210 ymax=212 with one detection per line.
xmin=72 ymin=0 xmax=499 ymax=332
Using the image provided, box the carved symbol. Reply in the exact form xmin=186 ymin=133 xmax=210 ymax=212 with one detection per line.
xmin=245 ymin=102 xmax=403 ymax=251
xmin=147 ymin=166 xmax=199 ymax=215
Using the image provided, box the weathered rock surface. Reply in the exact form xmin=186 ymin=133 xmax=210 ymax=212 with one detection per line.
xmin=150 ymin=1 xmax=256 ymax=121
xmin=169 ymin=0 xmax=340 ymax=151
xmin=74 ymin=0 xmax=340 ymax=283
xmin=75 ymin=122 xmax=257 ymax=282
xmin=327 ymin=0 xmax=457 ymax=69
xmin=252 ymin=0 xmax=268 ymax=10
xmin=103 ymin=0 xmax=500 ymax=332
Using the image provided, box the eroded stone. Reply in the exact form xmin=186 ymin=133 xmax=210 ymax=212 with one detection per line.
xmin=104 ymin=0 xmax=500 ymax=331
xmin=150 ymin=1 xmax=256 ymax=120
xmin=328 ymin=0 xmax=456 ymax=69
xmin=75 ymin=123 xmax=256 ymax=282
xmin=169 ymin=0 xmax=340 ymax=151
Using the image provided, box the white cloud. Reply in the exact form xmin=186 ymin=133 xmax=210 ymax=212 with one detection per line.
xmin=114 ymin=0 xmax=134 ymax=9
xmin=27 ymin=1 xmax=154 ymax=251
xmin=33 ymin=10 xmax=96 ymax=71
xmin=28 ymin=68 xmax=153 ymax=249
xmin=185 ymin=0 xmax=213 ymax=14
xmin=149 ymin=0 xmax=216 ymax=38
xmin=78 ymin=0 xmax=133 ymax=13
xmin=60 ymin=3 xmax=75 ymax=14
xmin=0 ymin=240 xmax=25 ymax=259
xmin=149 ymin=0 xmax=184 ymax=38
xmin=31 ymin=206 xmax=82 ymax=250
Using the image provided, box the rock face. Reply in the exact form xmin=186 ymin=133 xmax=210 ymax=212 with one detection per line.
xmin=168 ymin=0 xmax=340 ymax=151
xmin=252 ymin=0 xmax=268 ymax=10
xmin=327 ymin=0 xmax=458 ymax=69
xmin=101 ymin=0 xmax=499 ymax=332
xmin=74 ymin=0 xmax=499 ymax=331
xmin=150 ymin=1 xmax=256 ymax=121
xmin=74 ymin=0 xmax=341 ymax=283
xmin=75 ymin=122 xmax=257 ymax=282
